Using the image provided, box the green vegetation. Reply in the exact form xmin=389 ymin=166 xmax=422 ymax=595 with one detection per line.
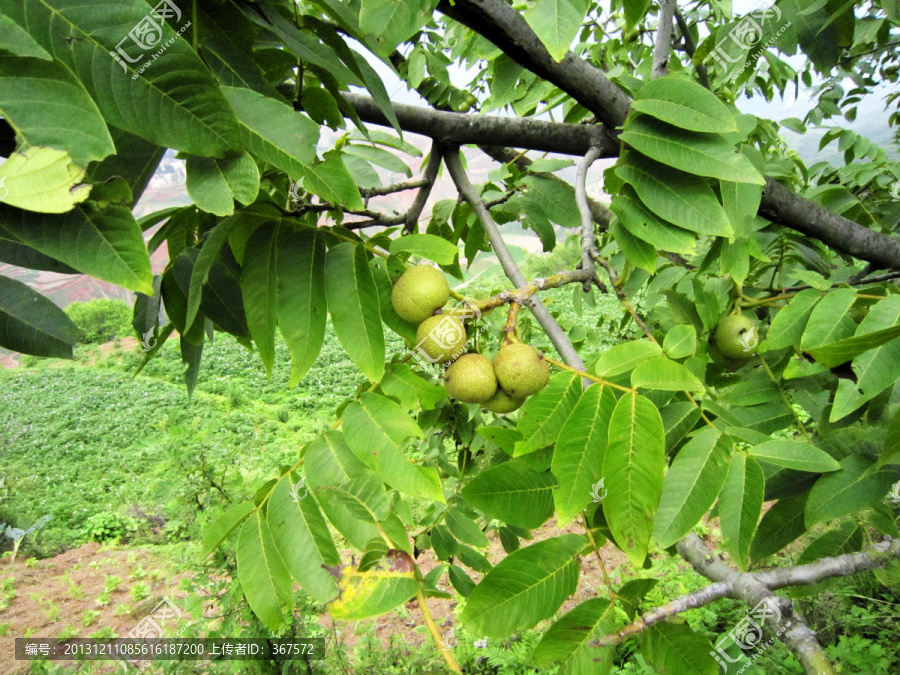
xmin=64 ymin=299 xmax=133 ymax=345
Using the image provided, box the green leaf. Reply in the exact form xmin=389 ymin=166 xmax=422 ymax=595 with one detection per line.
xmin=388 ymin=234 xmax=460 ymax=265
xmin=461 ymin=462 xmax=557 ymax=530
xmin=610 ymin=186 xmax=698 ymax=253
xmin=879 ymin=409 xmax=900 ymax=468
xmin=445 ymin=508 xmax=489 ymax=548
xmin=805 ymin=456 xmax=895 ymax=527
xmin=327 ymin=566 xmax=419 ymax=620
xmin=750 ymin=493 xmax=808 ymax=562
xmin=325 ymin=243 xmax=385 ymax=382
xmin=278 ymin=228 xmax=327 ymax=386
xmin=522 ymin=176 xmax=582 ymax=228
xmin=595 ymin=340 xmax=662 ymax=376
xmin=807 ymin=325 xmax=900 ymax=369
xmin=1 ymin=0 xmax=241 ymax=157
xmin=344 ymin=144 xmax=412 ymax=177
xmin=460 ymin=535 xmax=586 ymax=638
xmin=0 ymin=13 xmax=51 ymax=58
xmin=631 ymin=357 xmax=704 ymax=392
xmin=304 ymin=430 xmax=368 ymax=491
xmin=267 ymin=476 xmax=341 ymax=603
xmin=237 ymin=511 xmax=292 ymax=631
xmin=619 ymin=115 xmax=764 ymax=185
xmin=661 ymin=402 xmax=702 ymax=453
xmin=663 ymin=325 xmax=697 ymax=359
xmin=302 ymin=150 xmax=364 ymax=209
xmin=551 ymin=384 xmax=617 ymax=525
xmin=0 ymin=56 xmax=114 ymax=167
xmin=800 ymin=288 xmax=857 ymax=350
xmin=533 ymin=598 xmax=615 ymax=674
xmin=201 ymin=501 xmax=255 ymax=558
xmin=0 ymin=147 xmax=90 ymax=213
xmin=359 ymin=0 xmax=435 ymax=57
xmin=841 ymin=295 xmax=900 ymax=400
xmin=603 ymin=394 xmax=666 ymax=567
xmin=241 ymin=224 xmax=279 ymax=377
xmin=632 ymin=76 xmax=738 ymax=134
xmin=317 ymin=475 xmax=386 ymax=550
xmin=615 ymin=155 xmax=733 ymax=237
xmin=513 ymin=372 xmax=583 ymax=456
xmin=623 ymin=0 xmax=651 ymax=30
xmin=0 ymin=275 xmax=77 ymax=358
xmin=642 ymin=622 xmax=718 ymax=675
xmin=610 ymin=218 xmax=657 ymax=273
xmin=185 ymin=152 xmax=259 ymax=216
xmin=341 ymin=393 xmax=442 ymax=502
xmin=760 ymin=289 xmax=821 ymax=351
xmin=0 ymin=201 xmax=153 ymax=295
xmin=653 ymin=428 xmax=731 ymax=548
xmin=222 ymin=86 xmax=320 ymax=180
xmin=380 ymin=363 xmax=446 ymax=411
xmin=749 ymin=440 xmax=841 ymax=473
xmin=719 ymin=454 xmax=764 ymax=571
xmin=523 ymin=0 xmax=590 ymax=61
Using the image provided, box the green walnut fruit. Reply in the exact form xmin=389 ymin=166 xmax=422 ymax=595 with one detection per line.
xmin=708 ymin=341 xmax=750 ymax=372
xmin=415 ymin=315 xmax=467 ymax=363
xmin=481 ymin=388 xmax=526 ymax=414
xmin=443 ymin=353 xmax=497 ymax=403
xmin=492 ymin=343 xmax=549 ymax=398
xmin=849 ymin=305 xmax=869 ymax=324
xmin=391 ymin=265 xmax=450 ymax=323
xmin=714 ymin=314 xmax=759 ymax=360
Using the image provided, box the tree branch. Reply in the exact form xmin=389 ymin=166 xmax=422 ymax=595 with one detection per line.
xmin=343 ymin=92 xmax=617 ymax=158
xmin=651 ymin=0 xmax=677 ymax=79
xmin=431 ymin=0 xmax=900 ymax=272
xmin=673 ymin=8 xmax=711 ymax=89
xmin=443 ymin=148 xmax=587 ymax=371
xmin=359 ymin=177 xmax=429 ymax=199
xmin=576 ymin=146 xmax=604 ymax=290
xmin=403 ymin=143 xmax=443 ymax=234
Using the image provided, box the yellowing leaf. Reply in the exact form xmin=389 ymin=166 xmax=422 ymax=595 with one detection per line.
xmin=0 ymin=147 xmax=90 ymax=213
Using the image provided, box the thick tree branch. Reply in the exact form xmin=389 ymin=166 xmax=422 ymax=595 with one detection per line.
xmin=677 ymin=534 xmax=836 ymax=674
xmin=759 ymin=178 xmax=900 ymax=271
xmin=436 ymin=0 xmax=632 ymax=131
xmin=432 ymin=0 xmax=900 ymax=271
xmin=343 ymin=92 xmax=617 ymax=158
xmin=443 ymin=148 xmax=586 ymax=371
xmin=651 ymin=0 xmax=677 ymax=79
xmin=593 ymin=536 xmax=900 ymax=650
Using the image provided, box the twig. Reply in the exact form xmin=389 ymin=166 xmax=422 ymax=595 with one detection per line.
xmin=651 ymin=0 xmax=677 ymax=79
xmin=591 ymin=535 xmax=900 ymax=672
xmin=589 ymin=250 xmax=657 ymax=343
xmin=416 ymin=588 xmax=462 ymax=673
xmin=542 ymin=355 xmax=637 ymax=394
xmin=502 ymin=302 xmax=521 ymax=343
xmin=403 ymin=143 xmax=443 ymax=234
xmin=359 ymin=177 xmax=429 ymax=198
xmin=673 ymin=8 xmax=710 ymax=89
xmin=577 ymin=146 xmax=604 ymax=291
xmin=443 ymin=147 xmax=588 ymax=372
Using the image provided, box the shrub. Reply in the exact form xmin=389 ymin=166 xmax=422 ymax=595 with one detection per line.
xmin=83 ymin=512 xmax=139 ymax=543
xmin=65 ymin=299 xmax=133 ymax=344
